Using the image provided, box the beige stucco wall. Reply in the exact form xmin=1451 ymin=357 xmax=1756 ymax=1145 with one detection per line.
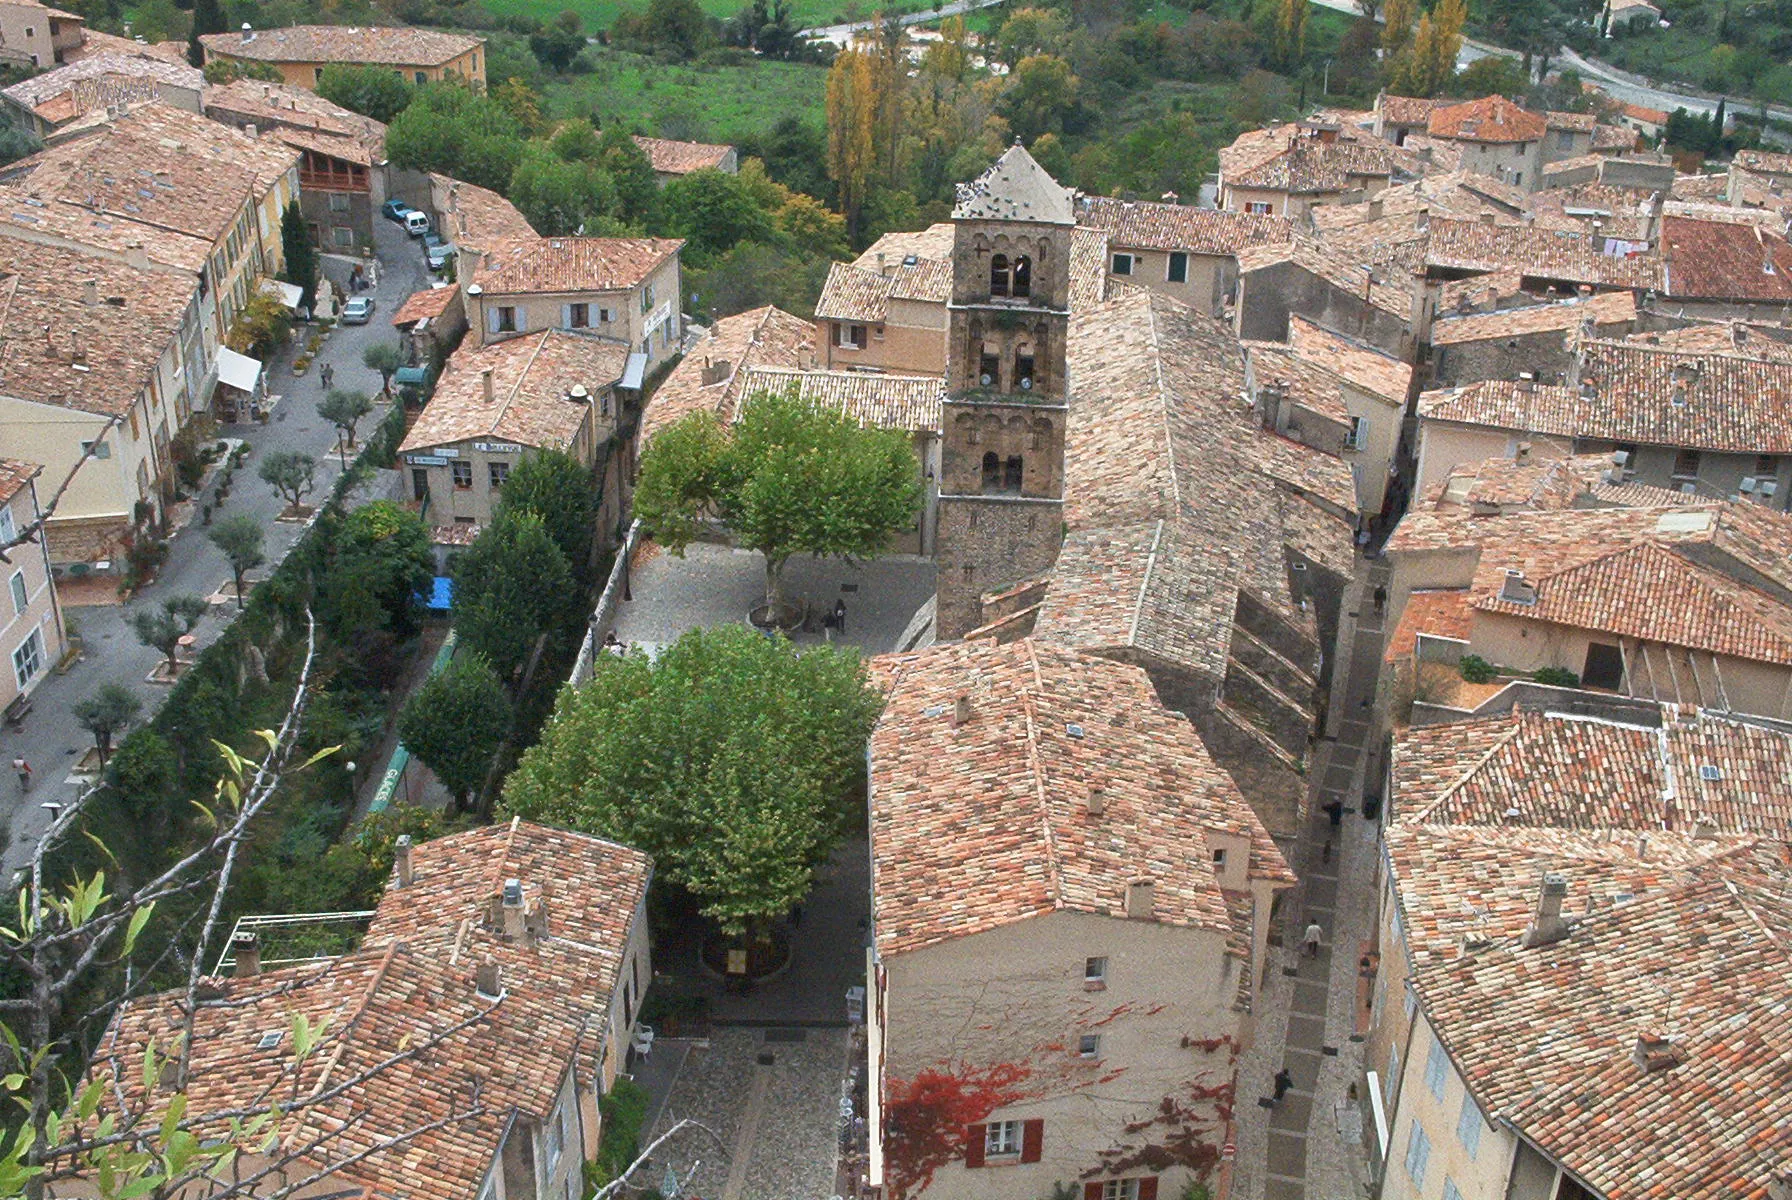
xmin=1380 ymin=1010 xmax=1516 ymax=1200
xmin=1105 ymin=245 xmax=1235 ymax=314
xmin=0 ymin=1 xmax=75 ymax=68
xmin=819 ymin=316 xmax=946 ymax=376
xmin=210 ymin=43 xmax=485 ymax=92
xmin=0 ymin=479 xmax=66 ymax=708
xmin=404 ymin=398 xmax=609 ymax=529
xmin=875 ymin=909 xmax=1246 ymax=1200
xmin=1224 ymin=184 xmax=1294 ymax=216
xmin=1412 ymin=421 xmax=1574 ymax=499
xmin=467 ymin=255 xmax=682 ymax=370
xmin=1450 ymin=139 xmax=1544 ymax=190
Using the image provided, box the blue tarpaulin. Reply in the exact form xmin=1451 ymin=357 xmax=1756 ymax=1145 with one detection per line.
xmin=394 ymin=366 xmax=429 ymax=387
xmin=426 ymin=577 xmax=453 ymax=612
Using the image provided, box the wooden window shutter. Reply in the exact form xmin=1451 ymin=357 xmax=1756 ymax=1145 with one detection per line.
xmin=1021 ymin=1119 xmax=1044 ymax=1163
xmin=1083 ymin=1184 xmax=1102 ymax=1200
xmin=964 ymin=1125 xmax=986 ymax=1168
xmin=1137 ymin=1178 xmax=1159 ymax=1200
xmin=561 ymin=304 xmax=573 ymax=328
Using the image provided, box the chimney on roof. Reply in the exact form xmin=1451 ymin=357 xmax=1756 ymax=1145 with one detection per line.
xmin=1086 ymin=787 xmax=1106 ymax=817
xmin=1630 ymin=1029 xmax=1681 ymax=1073
xmin=481 ymin=367 xmax=495 ymax=404
xmin=950 ymin=694 xmax=971 ymax=727
xmin=876 ymin=251 xmax=888 ymax=276
xmin=525 ymin=895 xmax=550 ymax=940
xmin=230 ymin=930 xmax=260 ymax=978
xmin=1480 ymin=210 xmax=1497 ymax=226
xmin=1768 ymin=1173 xmax=1792 ymax=1200
xmin=1125 ymin=880 xmax=1155 ymax=920
xmin=1522 ymin=872 xmax=1571 ymax=947
xmin=500 ymin=877 xmax=526 ymax=940
xmin=1733 ymin=323 xmax=1750 ymax=348
xmin=1692 ymin=815 xmax=1718 ymax=839
xmin=475 ymin=956 xmax=502 ymax=999
xmin=240 ymin=21 xmax=253 ymax=41
xmin=394 ymin=834 xmax=414 ymax=887
xmin=1161 ymin=190 xmax=1180 ymax=206
xmin=700 ymin=356 xmax=730 ymax=386
xmin=1367 ymin=197 xmax=1383 ymax=221
xmin=82 ymin=279 xmax=97 ymax=306
xmin=1499 ymin=568 xmax=1537 ymax=605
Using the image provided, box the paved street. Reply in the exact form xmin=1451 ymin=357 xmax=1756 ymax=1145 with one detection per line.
xmin=1235 ymin=555 xmax=1391 ymax=1200
xmin=0 ymin=217 xmax=427 ymax=877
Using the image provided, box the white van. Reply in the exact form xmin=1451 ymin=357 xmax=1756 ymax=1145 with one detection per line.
xmin=404 ymin=210 xmax=432 ymax=237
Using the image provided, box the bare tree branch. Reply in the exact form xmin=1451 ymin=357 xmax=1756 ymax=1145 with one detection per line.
xmin=0 ymin=411 xmax=126 ymax=566
xmin=593 ymin=1118 xmax=729 ymax=1200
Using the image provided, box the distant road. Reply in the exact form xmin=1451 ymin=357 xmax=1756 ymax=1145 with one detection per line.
xmin=803 ymin=0 xmax=1006 ymax=46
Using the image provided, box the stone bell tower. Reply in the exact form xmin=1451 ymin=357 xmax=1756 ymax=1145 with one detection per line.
xmin=934 ymin=142 xmax=1073 ymax=640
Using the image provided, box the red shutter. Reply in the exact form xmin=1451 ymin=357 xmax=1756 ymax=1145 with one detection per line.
xmin=964 ymin=1124 xmax=986 ymax=1168
xmin=1083 ymin=1185 xmax=1103 ymax=1200
xmin=1020 ymin=1118 xmax=1044 ymax=1163
xmin=1137 ymin=1178 xmax=1159 ymax=1200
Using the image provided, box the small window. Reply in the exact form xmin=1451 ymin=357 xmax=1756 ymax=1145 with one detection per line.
xmin=1756 ymin=453 xmax=1779 ymax=477
xmin=9 ymin=571 xmax=25 ymax=617
xmin=1404 ymin=1121 xmax=1432 ymax=1188
xmin=1456 ymin=1096 xmax=1483 ymax=1159
xmin=256 ymin=1031 xmax=282 ymax=1050
xmin=329 ymin=192 xmax=351 ymax=212
xmin=1084 ymin=956 xmax=1107 ymax=986
xmin=569 ymin=303 xmax=590 ymax=328
xmin=599 ymin=307 xmax=613 ymax=323
xmin=990 ymin=253 xmax=1010 ymax=297
xmin=1212 ymin=847 xmax=1227 ymax=867
xmin=496 ymin=306 xmax=518 ymax=333
xmin=332 ymin=226 xmax=354 ymax=247
xmin=452 ymin=461 xmax=473 ymax=490
xmin=415 ymin=71 xmax=428 ymax=84
xmin=1012 ymin=255 xmax=1031 ymax=298
xmin=1346 ymin=416 xmax=1368 ymax=450
xmin=978 ymin=353 xmax=999 ymax=386
xmin=80 ymin=439 xmax=110 ymax=460
xmin=1014 ymin=353 xmax=1034 ymax=390
xmin=981 ymin=451 xmax=1001 ymax=491
xmin=23 ymin=26 xmax=32 ymax=36
xmin=0 ymin=505 xmax=14 ymax=543
xmin=315 ymin=67 xmax=324 ymax=83
xmin=837 ymin=323 xmax=867 ymax=349
xmin=1078 ymin=1034 xmax=1100 ymax=1058
xmin=1245 ymin=201 xmax=1273 ymax=215
xmin=1699 ymin=763 xmax=1723 ymax=782
xmin=489 ymin=461 xmax=511 ymax=489
xmin=985 ymin=1120 xmax=1021 ymax=1157
xmin=1167 ymin=251 xmax=1188 ymax=284
xmin=1111 ymin=253 xmax=1134 ymax=277
xmin=1004 ymin=455 xmax=1023 ymax=491
xmin=1102 ymin=1183 xmax=1140 ymax=1200
xmin=1672 ymin=448 xmax=1701 ymax=479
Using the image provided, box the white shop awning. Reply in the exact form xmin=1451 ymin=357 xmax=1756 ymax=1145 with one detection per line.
xmin=216 ymin=346 xmax=262 ymax=393
xmin=620 ymin=352 xmax=648 ymax=390
xmin=262 ymin=278 xmax=305 ymax=312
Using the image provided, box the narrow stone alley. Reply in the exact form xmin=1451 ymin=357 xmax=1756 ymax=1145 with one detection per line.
xmin=1239 ymin=554 xmax=1393 ymax=1200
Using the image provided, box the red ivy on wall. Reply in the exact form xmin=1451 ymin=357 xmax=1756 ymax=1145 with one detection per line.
xmin=882 ymin=1062 xmax=1033 ymax=1199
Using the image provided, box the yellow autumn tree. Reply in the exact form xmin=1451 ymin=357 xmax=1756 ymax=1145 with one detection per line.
xmin=1391 ymin=0 xmax=1465 ymax=97
xmin=826 ymin=47 xmax=877 ymax=243
xmin=1381 ymin=0 xmax=1417 ymax=64
xmin=1271 ymin=0 xmax=1308 ymax=72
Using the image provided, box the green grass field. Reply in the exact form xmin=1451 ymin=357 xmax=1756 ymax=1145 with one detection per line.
xmin=544 ymin=48 xmax=830 ymax=140
xmin=478 ymin=0 xmax=936 ymax=33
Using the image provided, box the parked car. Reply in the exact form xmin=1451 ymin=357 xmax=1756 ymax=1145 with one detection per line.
xmin=404 ymin=211 xmax=432 ymax=237
xmin=422 ymin=230 xmax=447 ymax=251
xmin=341 ymin=297 xmax=376 ymax=324
xmin=426 ymin=242 xmax=456 ymax=271
xmin=382 ymin=199 xmax=414 ymax=223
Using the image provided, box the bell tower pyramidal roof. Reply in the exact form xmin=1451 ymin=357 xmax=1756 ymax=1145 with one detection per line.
xmin=952 ymin=140 xmax=1075 ymax=225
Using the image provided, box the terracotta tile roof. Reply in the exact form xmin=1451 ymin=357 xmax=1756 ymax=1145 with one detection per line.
xmin=1545 ymin=110 xmax=1597 ymax=133
xmin=1538 ymin=151 xmax=1605 ymax=184
xmin=638 ymin=305 xmax=811 ymax=446
xmin=815 ymin=261 xmax=894 ymax=323
xmin=0 ymin=179 xmax=211 ymax=270
xmin=1620 ymin=102 xmax=1669 ymax=124
xmin=391 ymin=284 xmax=456 ymax=326
xmin=1074 ymin=194 xmax=1292 ymax=255
xmin=1591 ymin=122 xmax=1639 ymax=151
xmin=1378 ymin=94 xmax=1441 ymax=126
xmin=1434 ymin=455 xmax=1590 ymax=512
xmin=1311 ymin=172 xmax=1526 ymax=233
xmin=1392 ymin=706 xmax=1792 ymax=833
xmin=1385 ymin=820 xmax=1792 ymax=1200
xmin=1427 ymin=95 xmax=1548 ymax=144
xmin=1474 ymin=539 xmax=1792 ymax=665
xmin=1235 ymin=235 xmax=1415 ymax=319
xmin=430 ymin=173 xmax=536 ymax=250
xmin=1244 ymin=341 xmax=1354 ymax=423
xmin=630 ymin=134 xmax=732 ymax=175
xmin=853 ymin=222 xmax=955 ymax=268
xmin=1036 ymin=292 xmax=1353 ymax=671
xmin=1421 ymin=338 xmax=1792 ymax=453
xmin=200 ymin=24 xmax=481 ymax=67
xmin=1383 ymin=587 xmax=1473 ymax=662
xmin=2 ymin=53 xmax=200 ymax=116
xmin=1437 ymin=268 xmax=1528 ymax=313
xmin=0 ymin=101 xmax=296 ymax=244
xmin=818 ymin=224 xmax=955 ymax=322
xmin=1660 ymin=214 xmax=1792 ymax=301
xmin=1429 ymin=290 xmax=1636 ymax=345
xmin=1623 ymin=320 xmax=1792 ymax=361
xmin=0 ymin=233 xmax=194 ymax=416
xmin=1733 ymin=148 xmax=1792 ymax=176
xmin=732 ymin=365 xmax=941 ymax=432
xmin=1286 ymin=314 xmax=1411 ymax=401
xmin=204 ymin=79 xmax=386 ymax=166
xmin=398 ymin=329 xmax=627 ymax=453
xmin=1068 ymin=224 xmax=1107 ymax=312
xmin=95 ymin=821 xmax=650 ymax=1200
xmin=1226 ymin=135 xmax=1415 ymax=195
xmin=469 ymin=236 xmax=682 ymax=297
xmin=868 ymin=637 xmax=1294 ymax=958
xmin=62 ymin=30 xmax=187 ymax=65
xmin=1424 ymin=216 xmax=1661 ymax=289
xmin=0 ymin=458 xmax=40 ymax=508
xmin=1673 ymin=171 xmax=1729 ymax=201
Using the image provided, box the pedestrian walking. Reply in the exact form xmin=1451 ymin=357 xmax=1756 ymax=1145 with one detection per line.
xmin=1373 ymin=585 xmax=1387 ymax=615
xmin=12 ymin=756 xmax=30 ymax=791
xmin=1304 ymin=920 xmax=1324 ymax=958
xmin=1323 ymin=798 xmax=1344 ymax=828
xmin=1272 ymin=1068 xmax=1293 ymax=1103
xmin=320 ymin=362 xmax=334 ymax=390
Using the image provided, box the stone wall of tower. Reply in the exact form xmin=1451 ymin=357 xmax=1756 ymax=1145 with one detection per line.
xmin=933 ymin=199 xmax=1075 ymax=640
